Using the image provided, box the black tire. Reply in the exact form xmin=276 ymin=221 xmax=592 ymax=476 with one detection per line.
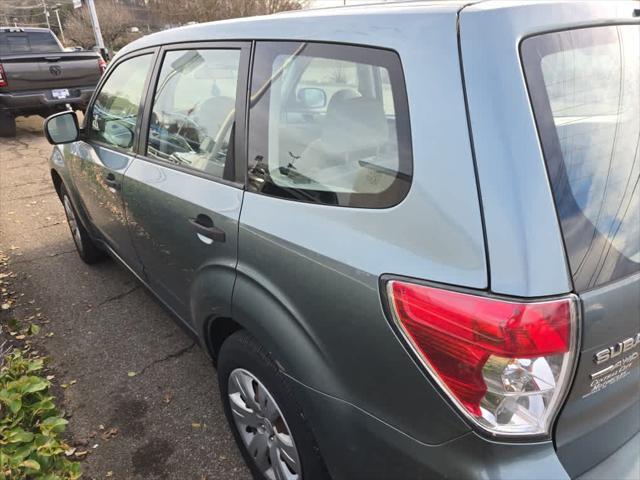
xmin=218 ymin=331 xmax=330 ymax=480
xmin=0 ymin=111 xmax=16 ymax=138
xmin=59 ymin=185 xmax=106 ymax=264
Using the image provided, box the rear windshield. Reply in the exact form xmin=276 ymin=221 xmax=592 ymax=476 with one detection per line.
xmin=522 ymin=25 xmax=639 ymax=291
xmin=0 ymin=31 xmax=60 ymax=54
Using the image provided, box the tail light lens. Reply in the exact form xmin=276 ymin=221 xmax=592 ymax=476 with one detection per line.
xmin=98 ymin=57 xmax=107 ymax=75
xmin=386 ymin=280 xmax=577 ymax=437
xmin=0 ymin=63 xmax=7 ymax=87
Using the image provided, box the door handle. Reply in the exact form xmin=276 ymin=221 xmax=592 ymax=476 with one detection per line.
xmin=189 ymin=215 xmax=226 ymax=243
xmin=104 ymin=173 xmax=120 ymax=191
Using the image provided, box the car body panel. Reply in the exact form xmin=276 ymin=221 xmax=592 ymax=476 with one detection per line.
xmin=233 ymin=7 xmax=486 ymax=446
xmin=555 ymin=273 xmax=640 ymax=477
xmin=65 ymin=141 xmax=143 ymax=273
xmin=459 ymin=0 xmax=639 ymax=298
xmin=288 ymin=374 xmax=570 ymax=480
xmin=460 ymin=1 xmax=640 ymax=476
xmin=122 ymin=160 xmax=243 ymax=323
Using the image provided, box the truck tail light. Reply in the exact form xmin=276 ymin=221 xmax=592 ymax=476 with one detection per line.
xmin=98 ymin=57 xmax=107 ymax=75
xmin=386 ymin=280 xmax=577 ymax=437
xmin=0 ymin=64 xmax=7 ymax=87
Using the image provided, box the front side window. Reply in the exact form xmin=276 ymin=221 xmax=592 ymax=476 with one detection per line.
xmin=88 ymin=54 xmax=152 ymax=151
xmin=248 ymin=42 xmax=412 ymax=208
xmin=147 ymin=48 xmax=241 ymax=180
xmin=522 ymin=25 xmax=639 ymax=291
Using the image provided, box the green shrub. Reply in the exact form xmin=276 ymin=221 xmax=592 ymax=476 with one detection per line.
xmin=0 ymin=349 xmax=81 ymax=479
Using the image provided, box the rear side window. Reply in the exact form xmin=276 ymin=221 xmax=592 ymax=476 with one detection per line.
xmin=523 ymin=25 xmax=639 ymax=291
xmin=247 ymin=42 xmax=412 ymax=208
xmin=0 ymin=32 xmax=60 ymax=54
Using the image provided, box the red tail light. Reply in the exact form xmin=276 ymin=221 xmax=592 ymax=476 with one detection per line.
xmin=386 ymin=280 xmax=577 ymax=437
xmin=98 ymin=57 xmax=107 ymax=75
xmin=0 ymin=63 xmax=8 ymax=88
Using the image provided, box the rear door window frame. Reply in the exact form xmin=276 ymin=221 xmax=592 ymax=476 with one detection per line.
xmin=136 ymin=41 xmax=252 ymax=188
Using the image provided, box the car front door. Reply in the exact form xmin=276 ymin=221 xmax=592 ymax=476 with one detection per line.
xmin=67 ymin=50 xmax=156 ymax=273
xmin=121 ymin=42 xmax=250 ymax=325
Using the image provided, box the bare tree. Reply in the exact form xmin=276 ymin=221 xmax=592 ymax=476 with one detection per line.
xmin=63 ymin=0 xmax=305 ymax=51
xmin=147 ymin=0 xmax=305 ymax=26
xmin=64 ymin=0 xmax=140 ymax=51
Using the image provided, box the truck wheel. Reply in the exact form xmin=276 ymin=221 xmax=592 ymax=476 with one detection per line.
xmin=0 ymin=111 xmax=16 ymax=137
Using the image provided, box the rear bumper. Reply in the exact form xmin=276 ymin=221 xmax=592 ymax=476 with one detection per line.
xmin=289 ymin=374 xmax=571 ymax=480
xmin=0 ymin=86 xmax=94 ymax=115
xmin=578 ymin=431 xmax=640 ymax=480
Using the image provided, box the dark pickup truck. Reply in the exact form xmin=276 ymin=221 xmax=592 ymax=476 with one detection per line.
xmin=0 ymin=27 xmax=105 ymax=137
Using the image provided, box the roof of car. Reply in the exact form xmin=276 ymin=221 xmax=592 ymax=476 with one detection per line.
xmin=118 ymin=1 xmax=473 ymax=56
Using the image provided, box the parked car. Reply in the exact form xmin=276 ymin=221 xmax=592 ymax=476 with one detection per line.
xmin=0 ymin=27 xmax=105 ymax=137
xmin=43 ymin=1 xmax=639 ymax=479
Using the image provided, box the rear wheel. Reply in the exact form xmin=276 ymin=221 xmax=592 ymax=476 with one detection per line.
xmin=218 ymin=331 xmax=329 ymax=480
xmin=0 ymin=111 xmax=16 ymax=137
xmin=60 ymin=185 xmax=106 ymax=264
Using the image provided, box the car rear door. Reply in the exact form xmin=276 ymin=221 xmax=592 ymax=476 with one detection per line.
xmin=121 ymin=42 xmax=250 ymax=325
xmin=460 ymin=2 xmax=639 ymax=477
xmin=66 ymin=49 xmax=156 ymax=274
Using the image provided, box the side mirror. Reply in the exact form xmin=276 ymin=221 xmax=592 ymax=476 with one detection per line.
xmin=297 ymin=87 xmax=327 ymax=109
xmin=43 ymin=111 xmax=80 ymax=145
xmin=104 ymin=121 xmax=134 ymax=149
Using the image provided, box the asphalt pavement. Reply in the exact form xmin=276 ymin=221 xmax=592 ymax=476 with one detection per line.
xmin=0 ymin=116 xmax=250 ymax=480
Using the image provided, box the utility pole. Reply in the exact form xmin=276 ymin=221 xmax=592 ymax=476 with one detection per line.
xmin=42 ymin=1 xmax=51 ymax=29
xmin=85 ymin=0 xmax=107 ymax=60
xmin=53 ymin=6 xmax=64 ymax=43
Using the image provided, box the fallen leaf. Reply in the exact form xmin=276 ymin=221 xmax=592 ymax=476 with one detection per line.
xmin=101 ymin=427 xmax=119 ymax=440
xmin=127 ymin=371 xmax=137 ymax=377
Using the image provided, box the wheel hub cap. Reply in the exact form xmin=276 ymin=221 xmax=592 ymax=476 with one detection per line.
xmin=228 ymin=368 xmax=301 ymax=480
xmin=63 ymin=195 xmax=83 ymax=252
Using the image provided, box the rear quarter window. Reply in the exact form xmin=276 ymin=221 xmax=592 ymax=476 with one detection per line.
xmin=522 ymin=25 xmax=640 ymax=291
xmin=247 ymin=42 xmax=412 ymax=208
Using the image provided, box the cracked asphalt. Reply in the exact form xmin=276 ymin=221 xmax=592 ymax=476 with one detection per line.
xmin=0 ymin=117 xmax=250 ymax=479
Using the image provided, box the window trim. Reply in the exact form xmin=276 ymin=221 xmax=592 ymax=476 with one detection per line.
xmin=246 ymin=40 xmax=413 ymax=209
xmin=135 ymin=41 xmax=252 ymax=188
xmin=83 ymin=47 xmax=159 ymax=156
